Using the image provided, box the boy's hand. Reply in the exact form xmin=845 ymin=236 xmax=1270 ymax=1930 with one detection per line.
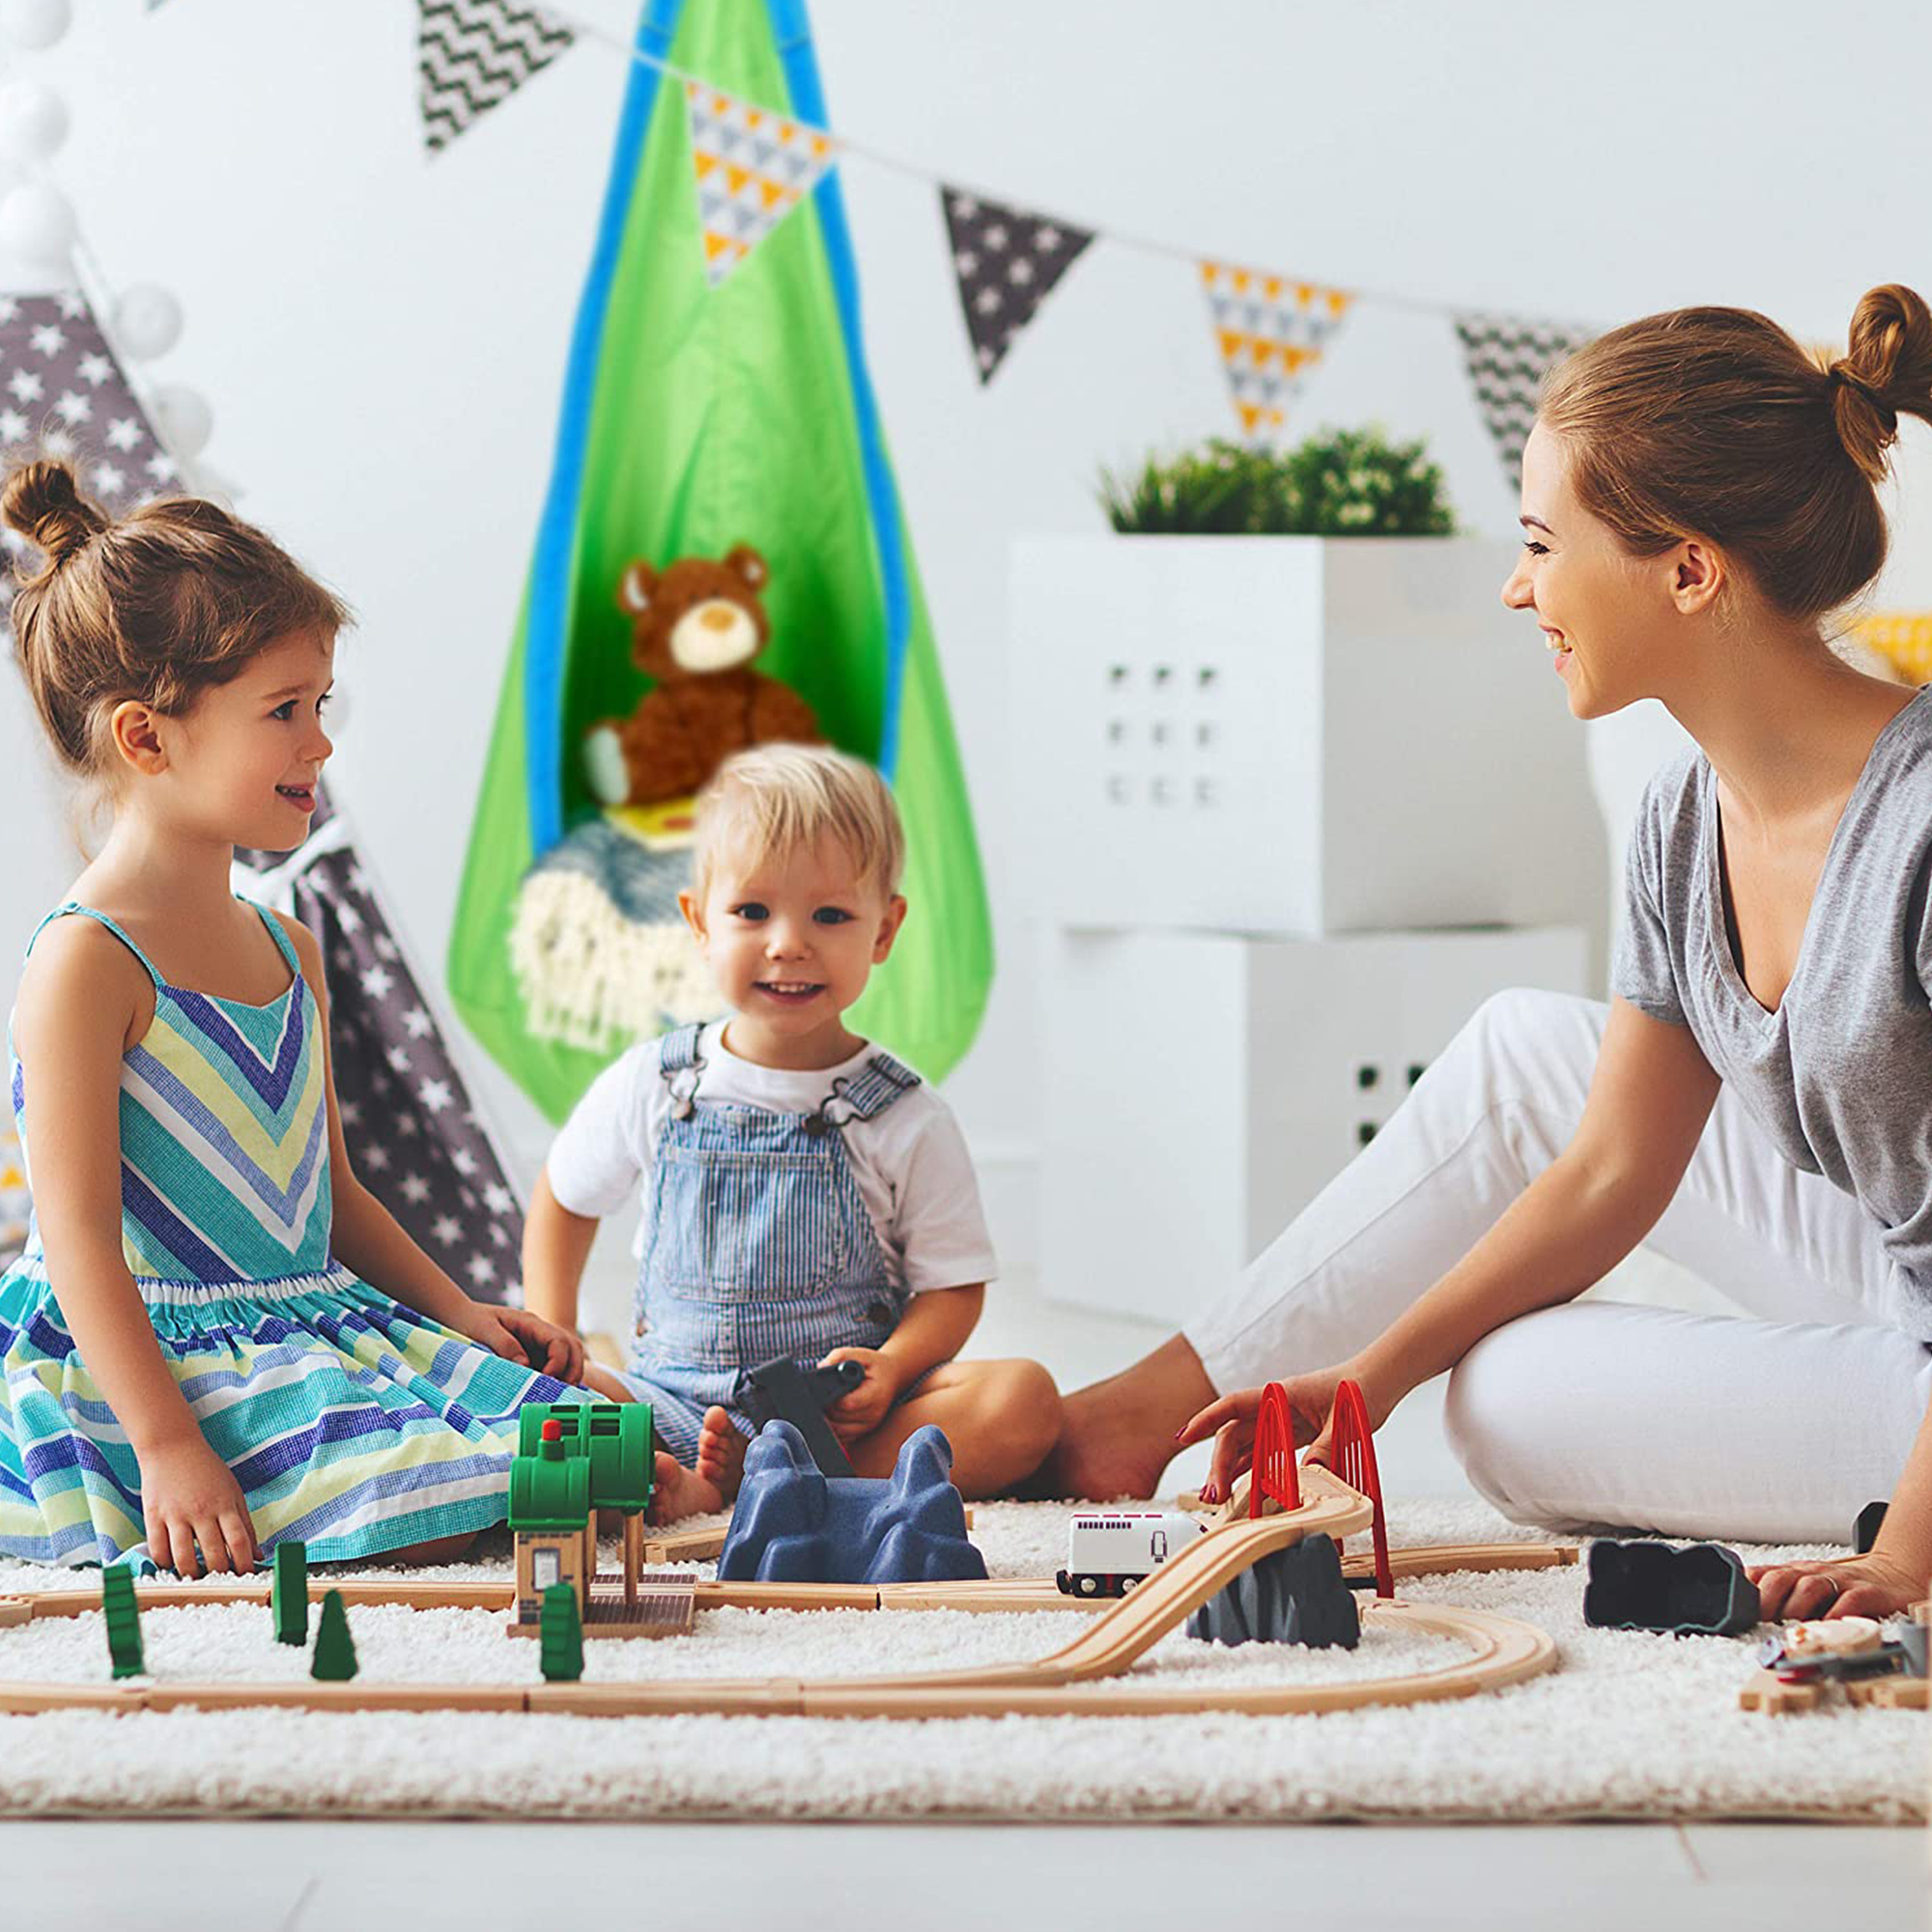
xmin=817 ymin=1347 xmax=907 ymax=1442
xmin=139 ymin=1435 xmax=260 ymax=1578
xmin=454 ymin=1302 xmax=586 ymax=1384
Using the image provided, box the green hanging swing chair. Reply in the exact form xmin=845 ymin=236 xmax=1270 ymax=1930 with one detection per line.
xmin=448 ymin=0 xmax=993 ymax=1123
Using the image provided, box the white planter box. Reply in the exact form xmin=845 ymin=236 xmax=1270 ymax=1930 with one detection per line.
xmin=1010 ymin=534 xmax=1606 ymax=944
xmin=1038 ymin=924 xmax=1588 ymax=1327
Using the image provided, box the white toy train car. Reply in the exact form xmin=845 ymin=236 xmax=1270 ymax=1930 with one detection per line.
xmin=1055 ymin=1510 xmax=1206 ymax=1599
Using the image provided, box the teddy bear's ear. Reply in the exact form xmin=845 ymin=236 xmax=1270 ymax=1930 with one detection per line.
xmin=724 ymin=545 xmax=768 ymax=592
xmin=616 ymin=561 xmax=657 ymax=614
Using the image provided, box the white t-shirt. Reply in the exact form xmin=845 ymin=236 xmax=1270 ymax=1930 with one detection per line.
xmin=545 ymin=1021 xmax=998 ymax=1294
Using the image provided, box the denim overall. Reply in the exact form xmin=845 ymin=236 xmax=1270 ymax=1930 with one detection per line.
xmin=624 ymin=1023 xmax=923 ymax=1463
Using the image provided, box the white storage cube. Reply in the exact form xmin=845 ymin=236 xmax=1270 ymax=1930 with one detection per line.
xmin=1010 ymin=534 xmax=1605 ymax=942
xmin=1039 ymin=924 xmax=1588 ymax=1326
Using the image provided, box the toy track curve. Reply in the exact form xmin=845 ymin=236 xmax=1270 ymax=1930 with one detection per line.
xmin=0 ymin=1465 xmax=1558 ymax=1717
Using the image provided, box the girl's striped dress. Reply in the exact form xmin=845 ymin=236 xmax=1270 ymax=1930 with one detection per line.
xmin=0 ymin=900 xmax=578 ymax=1569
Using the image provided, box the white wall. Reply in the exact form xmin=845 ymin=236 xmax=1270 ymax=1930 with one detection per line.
xmin=8 ymin=0 xmax=1932 ymax=1261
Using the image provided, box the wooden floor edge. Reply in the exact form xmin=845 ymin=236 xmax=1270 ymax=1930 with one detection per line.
xmin=0 ymin=1602 xmax=1556 ymax=1719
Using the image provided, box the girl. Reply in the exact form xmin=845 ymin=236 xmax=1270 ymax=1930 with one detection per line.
xmin=0 ymin=460 xmax=585 ymax=1576
xmin=1045 ymin=284 xmax=1932 ymax=1625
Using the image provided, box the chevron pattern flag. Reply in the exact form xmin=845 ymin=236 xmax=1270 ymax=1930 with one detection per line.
xmin=685 ymin=79 xmax=838 ymax=286
xmin=1454 ymin=312 xmax=1595 ymax=493
xmin=416 ymin=0 xmax=575 ymax=155
xmin=1200 ymin=263 xmax=1352 ymax=445
xmin=941 ymin=187 xmax=1094 ymax=384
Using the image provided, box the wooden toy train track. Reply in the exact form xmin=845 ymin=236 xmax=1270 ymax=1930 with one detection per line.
xmin=0 ymin=1465 xmax=1561 ymax=1719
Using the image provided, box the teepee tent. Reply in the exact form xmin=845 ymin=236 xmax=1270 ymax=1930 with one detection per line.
xmin=448 ymin=0 xmax=993 ymax=1122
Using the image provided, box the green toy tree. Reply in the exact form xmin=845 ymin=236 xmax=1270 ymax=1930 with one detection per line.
xmin=101 ymin=1565 xmax=143 ymax=1681
xmin=310 ymin=1588 xmax=358 ymax=1682
xmin=540 ymin=1581 xmax=584 ymax=1683
xmin=271 ymin=1543 xmax=309 ymax=1647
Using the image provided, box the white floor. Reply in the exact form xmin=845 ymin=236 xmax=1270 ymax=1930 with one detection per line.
xmin=0 ymin=1821 xmax=1923 ymax=1929
xmin=12 ymin=1255 xmax=1921 ymax=1922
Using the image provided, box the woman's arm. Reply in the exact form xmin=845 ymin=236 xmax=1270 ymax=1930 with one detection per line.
xmin=1346 ymin=997 xmax=1720 ymax=1421
xmin=1182 ymin=998 xmax=1721 ymax=1489
xmin=522 ymin=1167 xmax=599 ymax=1332
xmin=281 ymin=916 xmax=583 ymax=1381
xmin=1749 ymin=1400 xmax=1932 ymax=1621
xmin=15 ymin=923 xmax=258 ymax=1574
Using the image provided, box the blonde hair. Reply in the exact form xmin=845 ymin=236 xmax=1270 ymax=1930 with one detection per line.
xmin=693 ymin=744 xmax=905 ymax=899
xmin=1537 ymin=284 xmax=1932 ymax=622
xmin=2 ymin=458 xmax=349 ymax=781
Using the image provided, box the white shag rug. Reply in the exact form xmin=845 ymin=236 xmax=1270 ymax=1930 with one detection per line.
xmin=0 ymin=1499 xmax=1921 ymax=1823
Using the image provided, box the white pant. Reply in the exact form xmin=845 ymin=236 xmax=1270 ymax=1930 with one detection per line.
xmin=1183 ymin=989 xmax=1932 ymax=1543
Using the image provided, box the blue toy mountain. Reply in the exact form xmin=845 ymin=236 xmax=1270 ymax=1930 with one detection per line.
xmin=717 ymin=1421 xmax=987 ymax=1584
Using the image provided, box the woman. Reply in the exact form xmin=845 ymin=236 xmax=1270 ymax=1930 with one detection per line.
xmin=1045 ymin=284 xmax=1932 ymax=1623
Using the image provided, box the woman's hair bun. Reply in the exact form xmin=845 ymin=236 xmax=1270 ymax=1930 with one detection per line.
xmin=1831 ymin=284 xmax=1932 ymax=484
xmin=1 ymin=458 xmax=105 ymax=565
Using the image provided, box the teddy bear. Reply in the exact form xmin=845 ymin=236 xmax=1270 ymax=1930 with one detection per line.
xmin=582 ymin=543 xmax=821 ymax=809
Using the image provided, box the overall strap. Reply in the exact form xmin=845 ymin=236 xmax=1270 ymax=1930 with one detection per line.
xmin=817 ymin=1051 xmax=922 ymax=1128
xmin=658 ymin=1021 xmax=708 ymax=1120
xmin=24 ymin=903 xmax=163 ymax=988
xmin=242 ymin=897 xmax=302 ymax=977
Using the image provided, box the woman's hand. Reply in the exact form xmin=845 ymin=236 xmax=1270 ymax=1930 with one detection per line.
xmin=1176 ymin=1365 xmax=1378 ymax=1503
xmin=1747 ymin=1550 xmax=1925 ymax=1624
xmin=453 ymin=1301 xmax=586 ymax=1383
xmin=817 ymin=1347 xmax=907 ymax=1443
xmin=139 ymin=1435 xmax=259 ymax=1577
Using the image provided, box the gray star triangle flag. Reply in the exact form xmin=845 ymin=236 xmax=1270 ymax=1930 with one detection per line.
xmin=416 ymin=0 xmax=575 ymax=156
xmin=1454 ymin=311 xmax=1597 ymax=492
xmin=0 ymin=291 xmax=182 ymax=639
xmin=941 ymin=186 xmax=1094 ymax=384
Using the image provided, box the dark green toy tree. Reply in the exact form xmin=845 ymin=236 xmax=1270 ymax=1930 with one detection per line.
xmin=539 ymin=1581 xmax=583 ymax=1683
xmin=310 ymin=1587 xmax=358 ymax=1682
xmin=271 ymin=1543 xmax=309 ymax=1646
xmin=101 ymin=1565 xmax=143 ymax=1680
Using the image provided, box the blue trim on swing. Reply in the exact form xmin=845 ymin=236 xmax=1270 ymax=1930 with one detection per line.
xmin=524 ymin=0 xmax=688 ymax=856
xmin=768 ymin=0 xmax=913 ymax=780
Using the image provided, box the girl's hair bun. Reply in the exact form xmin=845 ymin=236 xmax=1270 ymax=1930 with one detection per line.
xmin=1 ymin=458 xmax=105 ymax=565
xmin=1831 ymin=284 xmax=1932 ymax=484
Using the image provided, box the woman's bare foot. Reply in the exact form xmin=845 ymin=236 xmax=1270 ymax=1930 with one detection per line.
xmin=695 ymin=1406 xmax=748 ymax=1502
xmin=647 ymin=1451 xmax=726 ymax=1523
xmin=1025 ymin=1334 xmax=1215 ymax=1501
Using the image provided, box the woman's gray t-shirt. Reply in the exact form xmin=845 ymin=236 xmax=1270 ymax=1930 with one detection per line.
xmin=1612 ymin=687 xmax=1932 ymax=1335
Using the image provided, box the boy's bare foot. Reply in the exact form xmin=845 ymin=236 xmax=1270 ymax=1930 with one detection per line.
xmin=647 ymin=1450 xmax=726 ymax=1523
xmin=1024 ymin=1335 xmax=1215 ymax=1501
xmin=696 ymin=1406 xmax=748 ymax=1501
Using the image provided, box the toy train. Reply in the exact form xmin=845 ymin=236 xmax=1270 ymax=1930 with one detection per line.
xmin=1055 ymin=1510 xmax=1205 ymax=1599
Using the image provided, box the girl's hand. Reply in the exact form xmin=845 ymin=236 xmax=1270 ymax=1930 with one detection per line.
xmin=452 ymin=1302 xmax=586 ymax=1383
xmin=1176 ymin=1365 xmax=1376 ymax=1504
xmin=140 ymin=1435 xmax=259 ymax=1577
xmin=1747 ymin=1550 xmax=1925 ymax=1624
xmin=818 ymin=1347 xmax=906 ymax=1443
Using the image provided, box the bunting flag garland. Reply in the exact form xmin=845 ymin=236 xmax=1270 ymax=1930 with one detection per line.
xmin=1200 ymin=262 xmax=1352 ymax=444
xmin=940 ymin=187 xmax=1094 ymax=384
xmin=1454 ymin=312 xmax=1595 ymax=493
xmin=416 ymin=0 xmax=575 ymax=155
xmin=685 ymin=79 xmax=838 ymax=286
xmin=235 ymin=794 xmax=525 ymax=1305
